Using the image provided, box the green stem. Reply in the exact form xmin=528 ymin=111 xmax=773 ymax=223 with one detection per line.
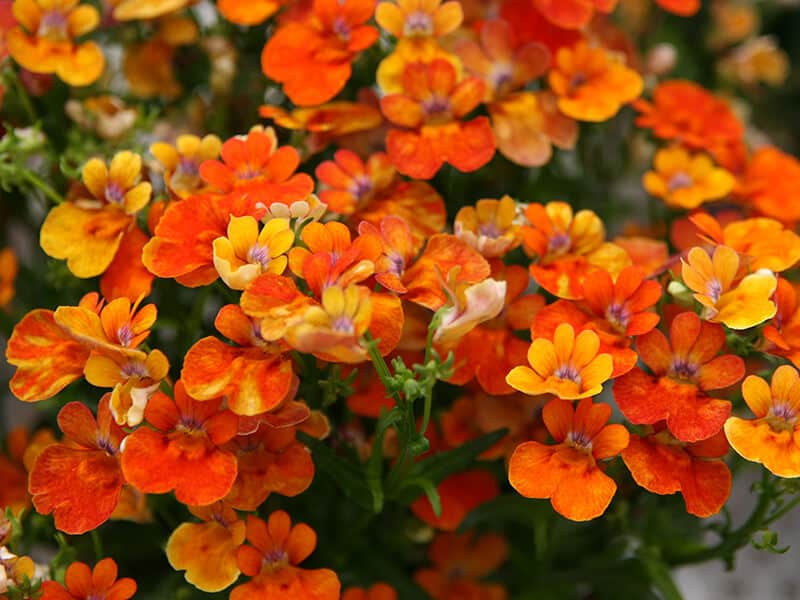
xmin=764 ymin=495 xmax=800 ymax=527
xmin=11 ymin=69 xmax=37 ymax=124
xmin=90 ymin=530 xmax=104 ymax=561
xmin=20 ymin=168 xmax=63 ymax=204
xmin=666 ymin=471 xmax=774 ymax=567
xmin=363 ymin=331 xmax=401 ymax=403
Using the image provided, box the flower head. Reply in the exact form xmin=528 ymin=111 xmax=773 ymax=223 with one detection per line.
xmin=150 ymin=134 xmax=222 ymax=199
xmin=39 ymin=558 xmax=136 ymax=600
xmin=643 ymin=147 xmax=735 ymax=209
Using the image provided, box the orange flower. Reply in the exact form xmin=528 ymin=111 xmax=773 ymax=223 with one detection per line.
xmin=259 ymin=100 xmax=384 ymax=155
xmin=521 ymin=201 xmax=631 ymax=299
xmin=643 ymin=146 xmax=735 ymax=209
xmin=150 ymin=134 xmax=222 ymax=199
xmin=499 ymin=0 xmax=582 ymax=59
xmin=213 ymin=216 xmax=295 ymax=290
xmin=39 ymin=558 xmax=136 ymax=600
xmin=261 ymin=0 xmax=378 ymax=106
xmin=8 ymin=0 xmax=104 ymax=86
xmin=681 ymin=244 xmax=777 ymax=330
xmin=380 ymin=59 xmax=495 ymax=179
xmin=414 ymin=532 xmax=508 ymax=600
xmin=120 ymin=381 xmax=239 ymax=505
xmin=634 ymin=80 xmax=747 ymax=172
xmin=40 ymin=152 xmax=151 ymax=279
xmin=99 ymin=227 xmax=154 ymax=302
xmin=0 ymin=247 xmax=17 ymax=308
xmin=223 ymin=416 xmax=321 ymax=510
xmin=735 ymin=146 xmax=800 ymax=224
xmin=316 ymin=150 xmax=396 ymax=216
xmin=166 ymin=502 xmax=246 ymax=593
xmin=656 ymin=0 xmax=699 ymax=16
xmin=724 ymin=365 xmax=800 ymax=478
xmin=182 ymin=304 xmax=297 ymax=416
xmin=549 ymin=41 xmax=643 ymax=122
xmin=5 ymin=294 xmax=100 ymax=402
xmin=29 ymin=396 xmax=125 ymax=534
xmin=689 ymin=212 xmax=800 ymax=273
xmin=343 ymin=583 xmax=397 ymax=600
xmin=622 ymin=428 xmax=731 ymax=517
xmin=411 ymin=470 xmax=499 ymax=531
xmin=199 ymin=129 xmax=314 ymax=204
xmin=231 ymin=511 xmax=340 ymax=600
xmin=143 ymin=191 xmax=265 ymax=287
xmin=533 ymin=0 xmax=617 ymax=29
xmin=218 ymin=0 xmax=281 ymax=25
xmin=453 ymin=196 xmax=521 ymax=258
xmin=288 ymin=221 xmax=382 ymax=297
xmin=763 ymin=278 xmax=800 ymax=368
xmin=532 ymin=270 xmax=660 ymax=378
xmin=614 ymin=311 xmax=744 ymax=442
xmin=509 ymin=398 xmax=629 ymax=521
xmin=375 ymin=0 xmax=462 ymax=39
xmin=507 ymin=323 xmax=613 ymax=400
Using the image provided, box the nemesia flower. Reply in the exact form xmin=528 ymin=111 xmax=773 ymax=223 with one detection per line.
xmin=343 ymin=583 xmax=397 ymax=600
xmin=434 ymin=277 xmax=507 ymax=346
xmin=533 ymin=0 xmax=617 ymax=29
xmin=213 ymin=216 xmax=294 ymax=290
xmin=0 ymin=428 xmax=33 ymax=513
xmin=316 ymin=150 xmax=396 ymax=216
xmin=689 ymin=212 xmax=800 ymax=273
xmin=549 ymin=41 xmax=643 ymax=122
xmin=719 ymin=36 xmax=789 ymax=87
xmin=99 ymin=225 xmax=154 ymax=301
xmin=0 ymin=547 xmax=35 ymax=596
xmin=7 ymin=0 xmax=105 ymax=86
xmin=166 ymin=502 xmax=246 ymax=593
xmin=143 ymin=191 xmax=266 ymax=287
xmin=150 ymin=134 xmax=223 ymax=199
xmin=182 ymin=304 xmax=297 ymax=416
xmin=532 ymin=266 xmax=661 ymax=377
xmin=120 ymin=381 xmax=239 ymax=505
xmin=454 ymin=196 xmax=521 ymax=258
xmin=414 ymin=532 xmax=508 ymax=600
xmin=763 ymin=278 xmax=800 ymax=369
xmin=64 ymin=95 xmax=138 ymax=140
xmin=643 ymin=147 xmax=736 ymax=210
xmin=735 ymin=146 xmax=800 ymax=224
xmin=380 ymin=59 xmax=495 ymax=179
xmin=40 ymin=151 xmax=151 ymax=279
xmin=709 ymin=0 xmax=758 ymax=48
xmin=614 ymin=311 xmax=744 ymax=442
xmin=634 ymin=80 xmax=747 ymax=172
xmin=521 ymin=201 xmax=631 ymax=299
xmin=231 ymin=511 xmax=340 ymax=600
xmin=29 ymin=397 xmax=125 ymax=534
xmin=509 ymin=398 xmax=629 ymax=521
xmin=199 ymin=129 xmax=314 ymax=203
xmin=681 ymin=245 xmax=777 ymax=330
xmin=622 ymin=427 xmax=731 ymax=517
xmin=0 ymin=247 xmax=17 ymax=308
xmin=498 ymin=0 xmax=582 ymax=59
xmin=507 ymin=323 xmax=614 ymax=400
xmin=411 ymin=470 xmax=499 ymax=531
xmin=724 ymin=365 xmax=800 ymax=478
xmin=375 ymin=0 xmax=462 ymax=39
xmin=218 ymin=0 xmax=281 ymax=25
xmin=261 ymin=0 xmax=378 ymax=106
xmin=39 ymin=558 xmax=136 ymax=600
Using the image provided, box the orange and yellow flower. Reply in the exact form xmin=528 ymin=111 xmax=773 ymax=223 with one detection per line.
xmin=681 ymin=244 xmax=777 ymax=330
xmin=614 ymin=311 xmax=744 ymax=442
xmin=39 ymin=558 xmax=136 ymax=600
xmin=231 ymin=511 xmax=340 ymax=600
xmin=8 ymin=0 xmax=105 ymax=86
xmin=150 ymin=134 xmax=222 ymax=199
xmin=763 ymin=278 xmax=800 ymax=369
xmin=735 ymin=146 xmax=800 ymax=224
xmin=509 ymin=398 xmax=629 ymax=521
xmin=533 ymin=0 xmax=617 ymax=29
xmin=380 ymin=59 xmax=495 ymax=179
xmin=0 ymin=547 xmax=35 ymax=597
xmin=375 ymin=0 xmax=462 ymax=39
xmin=29 ymin=396 xmax=125 ymax=534
xmin=507 ymin=323 xmax=614 ymax=400
xmin=453 ymin=196 xmax=521 ymax=258
xmin=166 ymin=502 xmax=246 ymax=593
xmin=643 ymin=146 xmax=735 ymax=210
xmin=40 ymin=151 xmax=151 ymax=280
xmin=622 ymin=428 xmax=731 ymax=517
xmin=120 ymin=381 xmax=239 ymax=505
xmin=316 ymin=150 xmax=396 ymax=216
xmin=724 ymin=365 xmax=800 ymax=478
xmin=549 ymin=41 xmax=643 ymax=122
xmin=261 ymin=0 xmax=378 ymax=106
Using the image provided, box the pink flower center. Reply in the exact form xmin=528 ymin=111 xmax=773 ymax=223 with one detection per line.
xmin=38 ymin=11 xmax=69 ymax=42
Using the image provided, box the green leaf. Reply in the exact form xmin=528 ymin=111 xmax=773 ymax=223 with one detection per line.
xmin=638 ymin=549 xmax=684 ymax=600
xmin=298 ymin=432 xmax=375 ymax=512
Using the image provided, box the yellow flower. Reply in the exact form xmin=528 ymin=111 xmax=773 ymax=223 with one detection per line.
xmin=150 ymin=134 xmax=222 ymax=198
xmin=454 ymin=196 xmax=521 ymax=258
xmin=643 ymin=146 xmax=735 ymax=209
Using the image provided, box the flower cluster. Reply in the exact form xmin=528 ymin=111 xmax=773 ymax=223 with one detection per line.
xmin=0 ymin=0 xmax=799 ymax=598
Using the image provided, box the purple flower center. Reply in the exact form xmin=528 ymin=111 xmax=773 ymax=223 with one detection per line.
xmin=554 ymin=364 xmax=581 ymax=384
xmin=332 ymin=316 xmax=354 ymax=334
xmin=404 ymin=11 xmax=433 ymax=36
xmin=105 ymin=182 xmax=126 ymax=205
xmin=566 ymin=429 xmax=592 ymax=449
xmin=248 ymin=244 xmax=271 ymax=268
xmin=668 ymin=171 xmax=693 ymax=192
xmin=38 ymin=11 xmax=69 ymax=42
xmin=670 ymin=358 xmax=698 ymax=380
xmin=547 ymin=232 xmax=571 ymax=255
